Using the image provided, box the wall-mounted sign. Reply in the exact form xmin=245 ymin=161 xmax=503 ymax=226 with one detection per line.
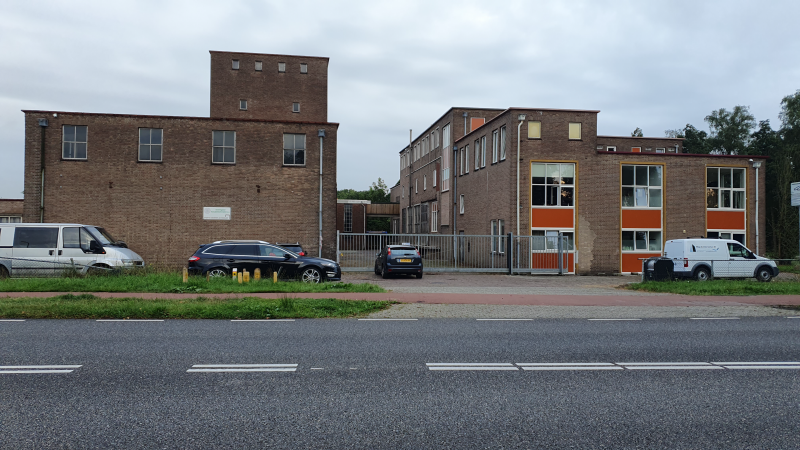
xmin=792 ymin=182 xmax=800 ymax=207
xmin=203 ymin=207 xmax=231 ymax=220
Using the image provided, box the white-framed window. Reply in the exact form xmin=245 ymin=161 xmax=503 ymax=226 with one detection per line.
xmin=622 ymin=165 xmax=662 ymax=208
xmin=568 ymin=122 xmax=581 ymax=140
xmin=415 ymin=178 xmax=418 ymax=193
xmin=138 ymin=128 xmax=163 ymax=162
xmin=442 ymin=124 xmax=451 ymax=191
xmin=62 ymin=125 xmax=87 ymax=160
xmin=240 ymin=99 xmax=247 ymax=110
xmin=481 ymin=136 xmax=486 ymax=168
xmin=474 ymin=139 xmax=480 ymax=170
xmin=292 ymin=102 xmax=300 ymax=113
xmin=656 ymin=147 xmax=665 ymax=153
xmin=433 ymin=169 xmax=437 ymax=188
xmin=424 ymin=175 xmax=427 ymax=191
xmin=459 ymin=147 xmax=464 ymax=175
xmin=531 ymin=163 xmax=575 ymax=207
xmin=491 ymin=220 xmax=498 ymax=252
xmin=622 ymin=230 xmax=662 ymax=252
xmin=645 ymin=148 xmax=652 ymax=152
xmin=431 ymin=201 xmax=438 ymax=232
xmin=344 ymin=204 xmax=353 ymax=232
xmin=283 ymin=133 xmax=306 ymax=166
xmin=459 ymin=195 xmax=464 ymax=214
xmin=498 ymin=219 xmax=505 ymax=254
xmin=707 ymin=167 xmax=745 ymax=209
xmin=528 ymin=121 xmax=541 ymax=139
xmin=402 ymin=185 xmax=405 ymax=198
xmin=465 ymin=145 xmax=470 ymax=174
xmin=500 ymin=126 xmax=507 ymax=160
xmin=492 ymin=130 xmax=499 ymax=163
xmin=255 ymin=61 xmax=262 ymax=71
xmin=707 ymin=231 xmax=745 ymax=245
xmin=0 ymin=216 xmax=22 ymax=223
xmin=532 ymin=230 xmax=575 ymax=251
xmin=606 ymin=146 xmax=616 ymax=152
xmin=300 ymin=63 xmax=308 ymax=73
xmin=212 ymin=130 xmax=235 ymax=164
xmin=278 ymin=62 xmax=286 ymax=72
xmin=232 ymin=59 xmax=240 ymax=70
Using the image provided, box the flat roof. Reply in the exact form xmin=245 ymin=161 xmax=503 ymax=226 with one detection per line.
xmin=596 ymin=150 xmax=767 ymax=159
xmin=598 ymin=135 xmax=685 ymax=141
xmin=209 ymin=50 xmax=329 ymax=60
xmin=22 ymin=110 xmax=339 ymax=127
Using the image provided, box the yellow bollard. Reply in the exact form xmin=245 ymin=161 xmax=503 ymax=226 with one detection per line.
xmin=238 ymin=271 xmax=243 ymax=284
xmin=232 ymin=268 xmax=238 ymax=281
xmin=182 ymin=267 xmax=188 ymax=283
xmin=243 ymin=270 xmax=250 ymax=283
xmin=273 ymin=271 xmax=278 ymax=283
xmin=254 ymin=268 xmax=261 ymax=280
xmin=206 ymin=272 xmax=210 ymax=282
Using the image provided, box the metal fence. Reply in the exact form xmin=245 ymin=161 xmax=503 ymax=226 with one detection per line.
xmin=337 ymin=232 xmax=569 ymax=274
xmin=0 ymin=256 xmax=114 ymax=278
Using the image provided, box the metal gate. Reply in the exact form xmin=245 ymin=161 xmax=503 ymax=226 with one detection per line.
xmin=336 ymin=232 xmax=569 ymax=274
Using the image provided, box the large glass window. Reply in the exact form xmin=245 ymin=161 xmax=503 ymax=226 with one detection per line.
xmin=621 ymin=230 xmax=662 ymax=251
xmin=12 ymin=227 xmax=59 ymax=248
xmin=344 ymin=204 xmax=352 ymax=232
xmin=63 ymin=125 xmax=88 ymax=159
xmin=283 ymin=133 xmax=306 ymax=166
xmin=492 ymin=130 xmax=499 ymax=164
xmin=532 ymin=163 xmax=575 ymax=207
xmin=500 ymin=126 xmax=507 ymax=160
xmin=212 ymin=130 xmax=235 ymax=164
xmin=707 ymin=167 xmax=745 ymax=209
xmin=441 ymin=124 xmax=451 ymax=191
xmin=622 ymin=165 xmax=662 ymax=208
xmin=474 ymin=139 xmax=480 ymax=170
xmin=532 ymin=230 xmax=575 ymax=251
xmin=480 ymin=136 xmax=486 ymax=168
xmin=139 ymin=128 xmax=163 ymax=162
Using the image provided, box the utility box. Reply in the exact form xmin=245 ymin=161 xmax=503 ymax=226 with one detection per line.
xmin=643 ymin=257 xmax=673 ymax=282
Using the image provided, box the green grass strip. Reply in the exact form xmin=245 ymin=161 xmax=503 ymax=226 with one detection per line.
xmin=627 ymin=279 xmax=800 ymax=296
xmin=0 ymin=273 xmax=385 ymax=294
xmin=0 ymin=294 xmax=392 ymax=319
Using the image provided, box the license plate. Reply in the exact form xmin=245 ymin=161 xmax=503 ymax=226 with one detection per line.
xmin=398 ymin=259 xmax=412 ymax=263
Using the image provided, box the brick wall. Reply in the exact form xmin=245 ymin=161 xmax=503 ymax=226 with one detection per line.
xmin=209 ymin=51 xmax=328 ymax=123
xmin=23 ymin=111 xmax=338 ymax=267
xmin=0 ymin=199 xmax=23 ymax=216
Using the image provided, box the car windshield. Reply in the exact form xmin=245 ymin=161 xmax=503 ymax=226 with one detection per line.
xmin=85 ymin=226 xmax=115 ymax=245
xmin=391 ymin=248 xmax=417 ymax=256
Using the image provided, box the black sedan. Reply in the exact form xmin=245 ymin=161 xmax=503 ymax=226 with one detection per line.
xmin=374 ymin=244 xmax=423 ymax=279
xmin=187 ymin=240 xmax=341 ymax=283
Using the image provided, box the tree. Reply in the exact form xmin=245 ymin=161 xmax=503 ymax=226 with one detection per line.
xmin=664 ymin=129 xmax=685 ymax=138
xmin=771 ymin=91 xmax=800 ymax=258
xmin=704 ymin=105 xmax=756 ymax=155
xmin=681 ymin=124 xmax=711 ymax=154
xmin=631 ymin=127 xmax=643 ymax=137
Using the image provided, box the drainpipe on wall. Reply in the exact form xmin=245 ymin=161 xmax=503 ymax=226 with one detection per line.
xmin=453 ymin=144 xmax=458 ymax=263
xmin=516 ymin=114 xmax=526 ymax=267
xmin=751 ymin=159 xmax=761 ymax=254
xmin=38 ymin=118 xmax=49 ymax=223
xmin=318 ymin=129 xmax=325 ymax=258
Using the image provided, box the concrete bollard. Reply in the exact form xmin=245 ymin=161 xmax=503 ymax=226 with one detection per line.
xmin=182 ymin=267 xmax=188 ymax=283
xmin=243 ymin=270 xmax=250 ymax=283
xmin=254 ymin=268 xmax=261 ymax=280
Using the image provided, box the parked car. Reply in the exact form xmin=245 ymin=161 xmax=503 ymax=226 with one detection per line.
xmin=374 ymin=244 xmax=423 ymax=279
xmin=187 ymin=240 xmax=340 ymax=283
xmin=276 ymin=242 xmax=306 ymax=256
xmin=0 ymin=223 xmax=144 ymax=277
xmin=662 ymin=238 xmax=779 ymax=282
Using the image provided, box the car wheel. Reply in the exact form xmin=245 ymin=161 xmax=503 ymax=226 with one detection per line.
xmin=416 ymin=272 xmax=423 ymax=279
xmin=301 ymin=267 xmax=322 ymax=283
xmin=694 ymin=267 xmax=711 ymax=282
xmin=207 ymin=268 xmax=228 ymax=278
xmin=381 ymin=264 xmax=389 ymax=279
xmin=87 ymin=264 xmax=112 ymax=276
xmin=756 ymin=267 xmax=773 ymax=282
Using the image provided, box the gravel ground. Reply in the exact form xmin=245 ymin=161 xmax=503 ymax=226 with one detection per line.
xmin=367 ymin=303 xmax=800 ymax=319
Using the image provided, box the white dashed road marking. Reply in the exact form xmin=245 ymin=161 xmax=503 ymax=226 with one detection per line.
xmin=96 ymin=319 xmax=164 ymax=322
xmin=0 ymin=365 xmax=82 ymax=374
xmin=689 ymin=317 xmax=740 ymax=320
xmin=426 ymin=362 xmax=800 ymax=371
xmin=187 ymin=364 xmax=297 ymax=373
xmin=588 ymin=319 xmax=642 ymax=321
xmin=231 ymin=319 xmax=295 ymax=322
xmin=518 ymin=363 xmax=622 ymax=371
xmin=358 ymin=318 xmax=418 ymax=321
xmin=0 ymin=319 xmax=25 ymax=322
xmin=476 ymin=319 xmax=533 ymax=321
xmin=426 ymin=363 xmax=518 ymax=371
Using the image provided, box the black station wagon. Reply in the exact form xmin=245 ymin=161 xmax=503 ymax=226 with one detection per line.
xmin=374 ymin=244 xmax=423 ymax=279
xmin=188 ymin=240 xmax=341 ymax=283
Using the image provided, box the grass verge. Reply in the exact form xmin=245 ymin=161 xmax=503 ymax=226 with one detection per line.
xmin=0 ymin=294 xmax=392 ymax=319
xmin=778 ymin=264 xmax=800 ymax=275
xmin=627 ymin=279 xmax=800 ymax=296
xmin=0 ymin=272 xmax=385 ymax=294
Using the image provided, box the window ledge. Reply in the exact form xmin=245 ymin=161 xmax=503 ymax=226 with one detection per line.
xmin=137 ymin=160 xmax=163 ymax=164
xmin=61 ymin=158 xmax=88 ymax=161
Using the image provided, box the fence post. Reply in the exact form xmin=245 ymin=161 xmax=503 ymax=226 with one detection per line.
xmin=336 ymin=230 xmax=340 ymax=264
xmin=557 ymin=232 xmax=564 ymax=275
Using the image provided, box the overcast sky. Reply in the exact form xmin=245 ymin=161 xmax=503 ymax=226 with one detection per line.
xmin=1 ymin=0 xmax=798 ymax=199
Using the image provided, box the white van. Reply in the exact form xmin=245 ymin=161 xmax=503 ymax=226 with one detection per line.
xmin=663 ymin=238 xmax=779 ymax=282
xmin=0 ymin=223 xmax=144 ymax=277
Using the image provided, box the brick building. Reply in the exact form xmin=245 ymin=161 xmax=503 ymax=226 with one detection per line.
xmin=22 ymin=51 xmax=338 ymax=267
xmin=0 ymin=199 xmax=23 ymax=223
xmin=398 ymin=107 xmax=767 ymax=274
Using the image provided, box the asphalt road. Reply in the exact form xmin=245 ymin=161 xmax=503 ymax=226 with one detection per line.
xmin=2 ymin=318 xmax=799 ymax=449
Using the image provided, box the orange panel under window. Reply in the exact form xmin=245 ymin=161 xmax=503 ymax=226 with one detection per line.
xmin=621 ymin=209 xmax=661 ymax=229
xmin=470 ymin=118 xmax=485 ymax=132
xmin=621 ymin=253 xmax=660 ymax=273
xmin=632 ymin=147 xmax=641 ymax=153
xmin=707 ymin=210 xmax=745 ymax=230
xmin=531 ymin=253 xmax=575 ymax=272
xmin=531 ymin=208 xmax=574 ymax=228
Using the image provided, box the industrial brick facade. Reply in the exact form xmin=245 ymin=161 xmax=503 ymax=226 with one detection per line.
xmin=23 ymin=51 xmax=338 ymax=267
xmin=399 ymin=107 xmax=767 ymax=274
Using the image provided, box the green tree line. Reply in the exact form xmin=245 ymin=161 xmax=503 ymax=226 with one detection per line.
xmin=665 ymin=90 xmax=800 ymax=259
